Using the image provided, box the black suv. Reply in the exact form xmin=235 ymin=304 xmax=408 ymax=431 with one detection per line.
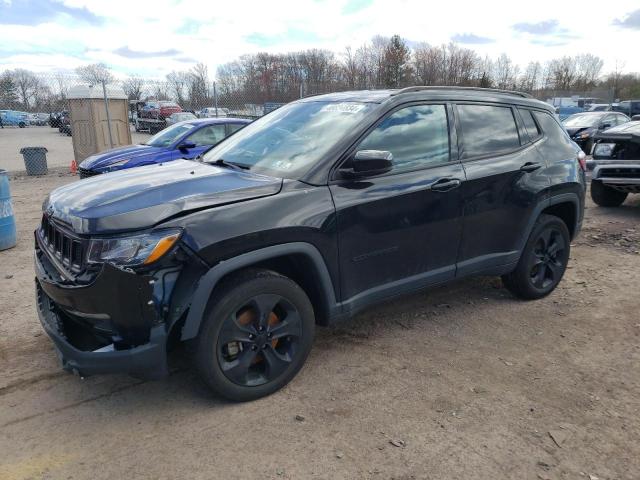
xmin=35 ymin=87 xmax=586 ymax=401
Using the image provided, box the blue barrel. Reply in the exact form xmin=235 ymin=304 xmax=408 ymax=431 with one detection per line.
xmin=0 ymin=169 xmax=17 ymax=251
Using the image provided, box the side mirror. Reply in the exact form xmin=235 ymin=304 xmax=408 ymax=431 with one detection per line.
xmin=342 ymin=150 xmax=393 ymax=178
xmin=178 ymin=141 xmax=196 ymax=151
xmin=600 ymin=123 xmax=611 ymax=130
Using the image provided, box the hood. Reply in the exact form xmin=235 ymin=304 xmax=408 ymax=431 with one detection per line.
xmin=45 ymin=159 xmax=283 ymax=234
xmin=599 ymin=121 xmax=640 ymax=135
xmin=565 ymin=126 xmax=594 ymax=137
xmin=79 ymin=144 xmax=163 ymax=170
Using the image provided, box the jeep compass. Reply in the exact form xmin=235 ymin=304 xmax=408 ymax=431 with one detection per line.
xmin=35 ymin=87 xmax=586 ymax=401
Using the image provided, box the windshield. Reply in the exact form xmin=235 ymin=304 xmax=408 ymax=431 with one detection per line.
xmin=202 ymin=101 xmax=375 ymax=177
xmin=145 ymin=123 xmax=195 ymax=147
xmin=563 ymin=113 xmax=601 ymax=127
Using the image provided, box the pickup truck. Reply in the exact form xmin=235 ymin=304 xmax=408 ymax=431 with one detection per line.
xmin=589 ymin=120 xmax=640 ymax=207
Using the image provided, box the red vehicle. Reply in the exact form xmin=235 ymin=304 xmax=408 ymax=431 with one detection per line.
xmin=135 ymin=101 xmax=183 ymax=134
xmin=139 ymin=101 xmax=182 ymax=120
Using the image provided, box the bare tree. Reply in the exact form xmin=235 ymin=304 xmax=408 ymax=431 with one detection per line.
xmin=11 ymin=69 xmax=39 ymax=108
xmin=166 ymin=71 xmax=189 ymax=105
xmin=122 ymin=75 xmax=144 ymax=100
xmin=188 ymin=63 xmax=210 ymax=108
xmin=75 ymin=63 xmax=114 ymax=85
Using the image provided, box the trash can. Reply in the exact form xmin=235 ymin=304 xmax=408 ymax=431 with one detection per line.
xmin=20 ymin=147 xmax=48 ymax=175
xmin=0 ymin=169 xmax=17 ymax=251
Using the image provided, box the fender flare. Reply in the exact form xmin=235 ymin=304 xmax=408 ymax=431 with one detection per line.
xmin=518 ymin=192 xmax=581 ymax=252
xmin=180 ymin=242 xmax=338 ymax=340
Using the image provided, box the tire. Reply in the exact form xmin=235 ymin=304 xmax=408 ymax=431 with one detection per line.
xmin=590 ymin=180 xmax=627 ymax=207
xmin=18 ymin=122 xmax=25 ymax=128
xmin=193 ymin=269 xmax=315 ymax=402
xmin=502 ymin=214 xmax=570 ymax=300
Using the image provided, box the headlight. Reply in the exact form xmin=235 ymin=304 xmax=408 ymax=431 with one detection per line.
xmin=87 ymin=229 xmax=182 ymax=266
xmin=104 ymin=158 xmax=131 ymax=171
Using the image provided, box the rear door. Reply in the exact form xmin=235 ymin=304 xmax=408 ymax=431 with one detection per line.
xmin=330 ymin=103 xmax=465 ymax=306
xmin=455 ymin=103 xmax=548 ymax=276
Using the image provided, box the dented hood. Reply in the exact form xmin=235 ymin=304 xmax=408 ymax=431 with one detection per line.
xmin=45 ymin=159 xmax=282 ymax=234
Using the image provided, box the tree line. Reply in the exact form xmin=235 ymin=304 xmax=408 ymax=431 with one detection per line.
xmin=1 ymin=34 xmax=639 ymax=113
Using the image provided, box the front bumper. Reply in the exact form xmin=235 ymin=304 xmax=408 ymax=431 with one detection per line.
xmin=590 ymin=161 xmax=640 ymax=193
xmin=35 ymin=244 xmax=169 ymax=379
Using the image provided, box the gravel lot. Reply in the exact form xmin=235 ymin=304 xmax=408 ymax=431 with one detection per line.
xmin=0 ymin=172 xmax=639 ymax=480
xmin=0 ymin=126 xmax=149 ymax=172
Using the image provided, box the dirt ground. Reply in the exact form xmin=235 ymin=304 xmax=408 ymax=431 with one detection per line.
xmin=0 ymin=172 xmax=639 ymax=480
xmin=0 ymin=126 xmax=149 ymax=172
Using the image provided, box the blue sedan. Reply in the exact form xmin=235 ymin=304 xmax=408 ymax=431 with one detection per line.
xmin=78 ymin=118 xmax=250 ymax=178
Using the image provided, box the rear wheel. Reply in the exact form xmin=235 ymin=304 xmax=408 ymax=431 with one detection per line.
xmin=502 ymin=214 xmax=570 ymax=300
xmin=590 ymin=180 xmax=628 ymax=207
xmin=18 ymin=122 xmax=25 ymax=128
xmin=193 ymin=269 xmax=315 ymax=401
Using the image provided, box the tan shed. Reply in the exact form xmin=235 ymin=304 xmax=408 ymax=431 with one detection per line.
xmin=67 ymin=85 xmax=131 ymax=163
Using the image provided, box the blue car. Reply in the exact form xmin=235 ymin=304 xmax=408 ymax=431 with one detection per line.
xmin=0 ymin=110 xmax=29 ymax=128
xmin=78 ymin=118 xmax=250 ymax=178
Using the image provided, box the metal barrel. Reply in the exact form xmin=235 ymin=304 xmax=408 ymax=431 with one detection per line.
xmin=0 ymin=169 xmax=17 ymax=251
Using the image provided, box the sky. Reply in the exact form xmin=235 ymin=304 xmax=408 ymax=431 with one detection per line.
xmin=1 ymin=0 xmax=639 ymax=79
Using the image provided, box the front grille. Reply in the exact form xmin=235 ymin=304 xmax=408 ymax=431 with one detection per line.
xmin=40 ymin=215 xmax=86 ymax=273
xmin=599 ymin=167 xmax=640 ymax=179
xmin=78 ymin=167 xmax=101 ymax=179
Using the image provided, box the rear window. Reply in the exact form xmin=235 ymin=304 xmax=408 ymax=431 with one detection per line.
xmin=457 ymin=104 xmax=520 ymax=158
xmin=533 ymin=111 xmax=574 ymax=148
xmin=519 ymin=109 xmax=542 ymax=142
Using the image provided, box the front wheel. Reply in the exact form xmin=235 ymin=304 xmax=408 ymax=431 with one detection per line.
xmin=193 ymin=269 xmax=315 ymax=401
xmin=590 ymin=180 xmax=628 ymax=207
xmin=502 ymin=214 xmax=570 ymax=300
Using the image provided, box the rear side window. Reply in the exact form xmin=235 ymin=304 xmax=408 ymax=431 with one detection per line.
xmin=533 ymin=111 xmax=574 ymax=149
xmin=519 ymin=109 xmax=542 ymax=142
xmin=357 ymin=104 xmax=450 ymax=172
xmin=457 ymin=105 xmax=520 ymax=158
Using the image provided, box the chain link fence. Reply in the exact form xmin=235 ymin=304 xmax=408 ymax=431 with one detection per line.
xmin=1 ymin=72 xmax=292 ymax=173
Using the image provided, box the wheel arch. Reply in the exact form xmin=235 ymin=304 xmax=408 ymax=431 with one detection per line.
xmin=520 ymin=193 xmax=582 ymax=252
xmin=180 ymin=242 xmax=338 ymax=341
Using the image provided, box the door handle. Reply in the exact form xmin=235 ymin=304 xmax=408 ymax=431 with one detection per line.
xmin=520 ymin=162 xmax=542 ymax=173
xmin=429 ymin=178 xmax=462 ymax=192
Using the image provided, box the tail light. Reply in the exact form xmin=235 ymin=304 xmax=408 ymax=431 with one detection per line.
xmin=577 ymin=150 xmax=587 ymax=171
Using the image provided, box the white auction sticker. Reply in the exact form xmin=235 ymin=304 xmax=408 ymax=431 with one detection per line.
xmin=321 ymin=103 xmax=365 ymax=114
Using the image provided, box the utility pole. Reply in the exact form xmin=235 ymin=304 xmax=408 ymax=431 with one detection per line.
xmin=213 ymin=81 xmax=218 ymax=118
xmin=101 ymin=80 xmax=114 ymax=149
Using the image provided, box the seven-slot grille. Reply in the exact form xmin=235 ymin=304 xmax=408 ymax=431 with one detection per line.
xmin=40 ymin=215 xmax=85 ymax=272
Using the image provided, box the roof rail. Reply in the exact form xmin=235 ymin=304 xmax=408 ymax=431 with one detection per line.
xmin=390 ymin=86 xmax=533 ymax=99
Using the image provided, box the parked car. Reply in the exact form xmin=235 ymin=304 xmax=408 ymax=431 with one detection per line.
xmin=27 ymin=112 xmax=48 ymax=126
xmin=78 ymin=118 xmax=249 ymax=177
xmin=166 ymin=111 xmax=197 ymax=126
xmin=0 ymin=110 xmax=29 ymax=127
xmin=611 ymin=100 xmax=640 ymax=118
xmin=49 ymin=111 xmax=67 ymax=128
xmin=587 ymin=104 xmax=611 ymax=112
xmin=59 ymin=111 xmax=71 ymax=136
xmin=198 ymin=107 xmax=229 ymax=118
xmin=562 ymin=111 xmax=630 ymax=153
xmin=139 ymin=101 xmax=182 ymax=120
xmin=588 ymin=120 xmax=640 ymax=207
xmin=35 ymin=87 xmax=585 ymax=401
xmin=555 ymin=105 xmax=583 ymax=121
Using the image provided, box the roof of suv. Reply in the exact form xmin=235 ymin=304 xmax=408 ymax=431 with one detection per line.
xmin=299 ymin=86 xmax=552 ymax=111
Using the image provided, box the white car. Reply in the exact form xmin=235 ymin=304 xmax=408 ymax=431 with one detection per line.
xmin=166 ymin=112 xmax=197 ymax=126
xmin=198 ymin=107 xmax=229 ymax=118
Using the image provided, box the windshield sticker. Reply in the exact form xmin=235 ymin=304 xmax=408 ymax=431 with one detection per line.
xmin=321 ymin=103 xmax=365 ymax=114
xmin=272 ymin=160 xmax=294 ymax=170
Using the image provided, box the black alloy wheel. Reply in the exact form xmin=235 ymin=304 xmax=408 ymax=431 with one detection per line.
xmin=502 ymin=214 xmax=570 ymax=300
xmin=193 ymin=269 xmax=314 ymax=401
xmin=217 ymin=294 xmax=302 ymax=387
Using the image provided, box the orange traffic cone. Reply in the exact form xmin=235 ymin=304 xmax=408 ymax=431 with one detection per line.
xmin=70 ymin=159 xmax=77 ymax=175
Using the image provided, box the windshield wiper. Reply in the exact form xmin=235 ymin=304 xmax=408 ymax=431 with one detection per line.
xmin=212 ymin=158 xmax=250 ymax=170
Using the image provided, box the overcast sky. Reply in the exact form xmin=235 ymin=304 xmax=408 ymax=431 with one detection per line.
xmin=1 ymin=0 xmax=639 ymax=78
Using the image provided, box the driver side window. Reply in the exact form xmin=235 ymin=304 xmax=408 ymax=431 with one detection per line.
xmin=188 ymin=125 xmax=226 ymax=146
xmin=357 ymin=104 xmax=450 ymax=172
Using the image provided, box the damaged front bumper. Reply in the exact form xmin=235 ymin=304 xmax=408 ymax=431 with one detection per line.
xmin=34 ymin=241 xmax=170 ymax=379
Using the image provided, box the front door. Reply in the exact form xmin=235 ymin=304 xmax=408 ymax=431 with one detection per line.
xmin=329 ymin=103 xmax=465 ymax=309
xmin=174 ymin=124 xmax=228 ymax=160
